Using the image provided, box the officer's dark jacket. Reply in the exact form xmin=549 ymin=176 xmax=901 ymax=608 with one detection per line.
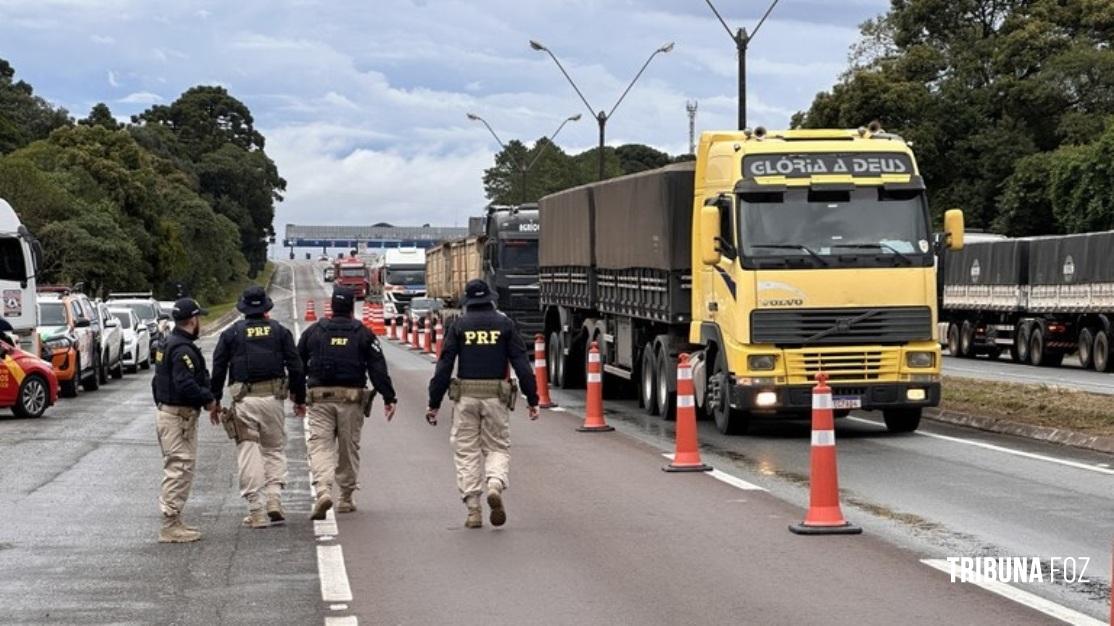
xmin=297 ymin=316 xmax=397 ymax=404
xmin=211 ymin=317 xmax=306 ymax=404
xmin=428 ymin=303 xmax=538 ymax=410
xmin=152 ymin=327 xmax=214 ymax=409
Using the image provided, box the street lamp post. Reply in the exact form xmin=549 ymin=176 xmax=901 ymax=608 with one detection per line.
xmin=703 ymin=0 xmax=781 ymax=130
xmin=467 ymin=112 xmax=582 ymax=204
xmin=530 ymin=39 xmax=674 ymax=181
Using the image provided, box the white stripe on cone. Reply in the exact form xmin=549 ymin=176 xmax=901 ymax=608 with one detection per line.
xmin=813 ymin=393 xmax=834 ymax=410
xmin=811 ymin=430 xmax=836 ymax=447
xmin=586 ymin=373 xmax=601 ymax=383
xmin=677 ymin=395 xmax=695 ymax=408
xmin=534 ymin=359 xmax=546 ymax=368
xmin=677 ymin=368 xmax=692 ymax=380
xmin=588 ymin=353 xmax=601 ymax=363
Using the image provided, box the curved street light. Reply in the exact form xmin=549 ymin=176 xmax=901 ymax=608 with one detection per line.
xmin=467 ymin=112 xmax=582 ymax=203
xmin=530 ymin=39 xmax=674 ymax=180
xmin=703 ymin=0 xmax=781 ymax=130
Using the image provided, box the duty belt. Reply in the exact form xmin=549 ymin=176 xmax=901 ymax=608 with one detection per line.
xmin=453 ymin=378 xmax=504 ymax=399
xmin=158 ymin=404 xmax=200 ymax=419
xmin=308 ymin=386 xmax=363 ymax=403
xmin=242 ymin=378 xmax=286 ymax=397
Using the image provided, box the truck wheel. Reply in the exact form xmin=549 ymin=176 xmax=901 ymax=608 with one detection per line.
xmin=883 ymin=408 xmax=921 ymax=433
xmin=709 ymin=358 xmax=748 ymax=435
xmin=1015 ymin=324 xmax=1031 ymax=364
xmin=547 ymin=332 xmax=562 ymax=387
xmin=959 ymin=321 xmax=975 ymax=357
xmin=12 ymin=374 xmax=49 ymax=419
xmin=640 ymin=346 xmax=658 ymax=415
xmin=1029 ymin=329 xmax=1064 ymax=367
xmin=61 ymin=355 xmax=80 ymax=398
xmin=946 ymin=323 xmax=960 ymax=356
xmin=654 ymin=348 xmax=675 ymax=420
xmin=1094 ymin=330 xmax=1111 ymax=372
xmin=1078 ymin=328 xmax=1095 ymax=370
xmin=83 ymin=353 xmax=101 ymax=391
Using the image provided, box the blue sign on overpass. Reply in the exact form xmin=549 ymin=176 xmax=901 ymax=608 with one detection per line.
xmin=283 ymin=224 xmax=467 ymax=249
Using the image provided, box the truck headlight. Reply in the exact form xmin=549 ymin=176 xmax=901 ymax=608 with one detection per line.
xmin=747 ymin=354 xmax=777 ymax=371
xmin=43 ymin=337 xmax=72 ymax=353
xmin=905 ymin=351 xmax=935 ymax=368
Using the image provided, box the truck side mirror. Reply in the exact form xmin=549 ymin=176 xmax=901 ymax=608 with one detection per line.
xmin=700 ymin=203 xmax=722 ymax=266
xmin=944 ymin=209 xmax=965 ymax=251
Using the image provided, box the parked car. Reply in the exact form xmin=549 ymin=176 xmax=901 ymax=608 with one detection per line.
xmin=37 ymin=292 xmax=99 ymax=397
xmin=109 ymin=307 xmax=151 ymax=373
xmin=406 ymin=297 xmax=443 ymax=324
xmin=95 ymin=302 xmax=125 ymax=380
xmin=0 ymin=335 xmax=58 ymax=418
xmin=106 ymin=292 xmax=165 ymax=346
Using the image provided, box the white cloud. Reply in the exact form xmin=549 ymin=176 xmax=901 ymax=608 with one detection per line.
xmin=118 ymin=91 xmax=163 ymax=104
xmin=107 ymin=70 xmax=120 ymax=87
xmin=90 ymin=34 xmax=115 ymax=44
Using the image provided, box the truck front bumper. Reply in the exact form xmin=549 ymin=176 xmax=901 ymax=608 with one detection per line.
xmin=731 ymin=381 xmax=941 ymax=414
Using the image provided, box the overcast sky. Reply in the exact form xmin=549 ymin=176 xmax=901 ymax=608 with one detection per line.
xmin=0 ymin=0 xmax=888 ymax=231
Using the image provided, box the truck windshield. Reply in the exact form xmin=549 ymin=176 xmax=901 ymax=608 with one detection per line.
xmin=386 ymin=269 xmax=425 ymax=286
xmin=500 ymin=240 xmax=538 ymax=271
xmin=739 ymin=187 xmax=931 ymax=268
xmin=40 ymin=302 xmax=67 ymax=326
xmin=339 ymin=268 xmax=366 ymax=278
xmin=0 ymin=238 xmax=27 ymax=281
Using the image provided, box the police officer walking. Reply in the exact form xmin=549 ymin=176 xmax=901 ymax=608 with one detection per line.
xmin=426 ymin=279 xmax=539 ymax=529
xmin=298 ymin=286 xmax=397 ymax=520
xmin=151 ymin=298 xmax=215 ymax=543
xmin=210 ymin=286 xmax=306 ymax=529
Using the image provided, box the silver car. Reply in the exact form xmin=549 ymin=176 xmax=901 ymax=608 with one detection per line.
xmin=109 ymin=308 xmax=151 ymax=373
xmin=95 ymin=302 xmax=125 ymax=381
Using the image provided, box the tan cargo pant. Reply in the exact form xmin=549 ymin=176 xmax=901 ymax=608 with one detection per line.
xmin=450 ymin=396 xmax=510 ymax=499
xmin=156 ymin=406 xmax=200 ymax=518
xmin=234 ymin=395 xmax=287 ymax=509
xmin=306 ymin=400 xmax=365 ymax=500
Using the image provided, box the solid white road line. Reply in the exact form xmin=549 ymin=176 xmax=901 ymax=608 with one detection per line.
xmin=325 ymin=617 xmax=358 ymax=626
xmin=846 ymin=416 xmax=1114 ymax=476
xmin=662 ymin=453 xmax=767 ymax=491
xmin=920 ymin=559 xmax=1105 ymax=626
xmin=316 ymin=545 xmax=354 ymax=603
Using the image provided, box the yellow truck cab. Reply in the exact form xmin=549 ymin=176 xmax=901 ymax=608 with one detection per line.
xmin=538 ymin=126 xmax=963 ymax=435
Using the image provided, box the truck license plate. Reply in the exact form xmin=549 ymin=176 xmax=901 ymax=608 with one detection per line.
xmin=833 ymin=396 xmax=862 ymax=410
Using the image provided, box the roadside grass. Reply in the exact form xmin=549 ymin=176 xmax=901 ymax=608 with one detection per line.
xmin=203 ymin=262 xmax=276 ymax=321
xmin=942 ymin=375 xmax=1114 ymax=436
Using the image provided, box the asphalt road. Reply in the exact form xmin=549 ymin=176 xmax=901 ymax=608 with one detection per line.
xmin=943 ymin=352 xmax=1114 ymax=395
xmin=287 ymin=260 xmax=1105 ymax=625
xmin=0 ymin=260 xmax=1107 ymax=625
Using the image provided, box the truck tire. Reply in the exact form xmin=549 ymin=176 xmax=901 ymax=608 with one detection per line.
xmin=1015 ymin=323 xmax=1031 ymax=364
xmin=959 ymin=321 xmax=975 ymax=358
xmin=547 ymin=332 xmax=562 ymax=388
xmin=1093 ymin=330 xmax=1111 ymax=372
xmin=654 ymin=348 xmax=675 ymax=420
xmin=1078 ymin=328 xmax=1095 ymax=370
xmin=83 ymin=353 xmax=101 ymax=392
xmin=640 ymin=346 xmax=658 ymax=415
xmin=12 ymin=374 xmax=49 ymax=419
xmin=946 ymin=323 xmax=960 ymax=356
xmin=709 ymin=357 xmax=748 ymax=435
xmin=1029 ymin=328 xmax=1064 ymax=367
xmin=883 ymin=408 xmax=921 ymax=433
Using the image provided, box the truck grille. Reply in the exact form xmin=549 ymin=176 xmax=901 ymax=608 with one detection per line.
xmin=751 ymin=307 xmax=931 ymax=345
xmin=785 ymin=349 xmax=900 ymax=384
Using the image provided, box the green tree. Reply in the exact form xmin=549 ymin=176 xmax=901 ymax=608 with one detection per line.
xmin=615 ymin=144 xmax=672 ymax=174
xmin=0 ymin=58 xmax=71 ymax=154
xmin=79 ymin=103 xmax=121 ymax=130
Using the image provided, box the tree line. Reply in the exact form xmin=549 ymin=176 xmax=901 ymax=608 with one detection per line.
xmin=0 ymin=58 xmax=284 ymax=302
xmin=793 ymin=0 xmax=1114 ymax=236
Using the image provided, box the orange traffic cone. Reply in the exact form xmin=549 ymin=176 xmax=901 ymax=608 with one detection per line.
xmin=388 ymin=316 xmax=397 ymax=340
xmin=664 ymin=353 xmax=711 ymax=472
xmin=789 ymin=373 xmax=861 ymax=535
xmin=370 ymin=303 xmax=386 ymax=336
xmin=304 ymin=300 xmax=317 ymax=322
xmin=411 ymin=317 xmax=422 ymax=350
xmin=422 ymin=317 xmax=433 ymax=353
xmin=577 ymin=342 xmax=613 ymax=432
xmin=434 ymin=319 xmax=445 ymax=359
xmin=403 ymin=317 xmax=412 ymax=345
xmin=534 ymin=334 xmax=555 ymax=408
xmin=323 ymin=300 xmax=333 ymax=320
xmin=362 ymin=302 xmax=373 ymax=329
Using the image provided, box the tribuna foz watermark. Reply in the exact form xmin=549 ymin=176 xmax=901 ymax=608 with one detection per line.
xmin=946 ymin=557 xmax=1091 ymax=584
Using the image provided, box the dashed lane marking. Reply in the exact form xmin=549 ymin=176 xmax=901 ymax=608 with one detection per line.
xmin=920 ymin=559 xmax=1105 ymax=626
xmin=845 ymin=417 xmax=1114 ymax=476
xmin=325 ymin=617 xmax=358 ymax=626
xmin=316 ymin=544 xmax=354 ymax=603
xmin=662 ymin=453 xmax=767 ymax=491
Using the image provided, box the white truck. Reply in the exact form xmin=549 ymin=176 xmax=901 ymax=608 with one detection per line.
xmin=370 ymin=248 xmax=427 ymax=319
xmin=0 ymin=198 xmax=44 ymax=352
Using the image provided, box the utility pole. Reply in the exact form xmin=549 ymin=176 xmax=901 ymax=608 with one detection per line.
xmin=703 ymin=0 xmax=781 ymax=130
xmin=686 ymin=100 xmax=698 ymax=155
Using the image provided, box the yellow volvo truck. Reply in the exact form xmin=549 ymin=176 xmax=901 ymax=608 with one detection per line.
xmin=538 ymin=127 xmax=964 ymax=434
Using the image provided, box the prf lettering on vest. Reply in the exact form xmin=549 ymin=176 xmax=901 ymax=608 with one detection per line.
xmin=464 ymin=330 xmax=501 ymax=345
xmin=246 ymin=326 xmax=272 ymax=338
xmin=330 ymin=337 xmax=349 ymax=346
